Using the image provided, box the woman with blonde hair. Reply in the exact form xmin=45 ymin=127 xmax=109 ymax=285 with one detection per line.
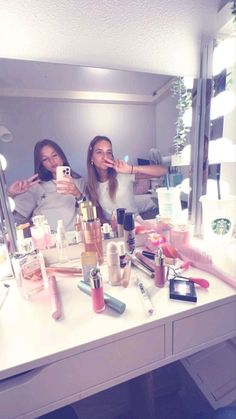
xmin=87 ymin=135 xmax=167 ymax=222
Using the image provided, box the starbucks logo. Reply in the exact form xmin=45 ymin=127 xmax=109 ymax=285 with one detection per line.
xmin=211 ymin=218 xmax=231 ymax=235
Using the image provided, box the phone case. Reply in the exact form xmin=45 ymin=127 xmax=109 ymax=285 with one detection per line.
xmin=56 ymin=166 xmax=71 ymax=181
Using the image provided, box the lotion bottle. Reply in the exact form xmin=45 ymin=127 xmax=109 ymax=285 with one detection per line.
xmin=116 ymin=208 xmax=126 ymax=238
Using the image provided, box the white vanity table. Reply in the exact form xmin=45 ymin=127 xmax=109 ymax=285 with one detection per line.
xmin=0 ymin=251 xmax=235 ymax=419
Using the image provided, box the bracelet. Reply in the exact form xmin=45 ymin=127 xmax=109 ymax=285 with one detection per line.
xmin=131 ymin=165 xmax=134 ymax=175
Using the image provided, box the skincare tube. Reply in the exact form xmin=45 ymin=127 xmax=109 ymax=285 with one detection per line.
xmin=77 ymin=280 xmax=126 ymax=314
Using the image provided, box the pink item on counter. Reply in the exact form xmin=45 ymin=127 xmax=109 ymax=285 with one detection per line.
xmin=169 ymin=226 xmax=190 ymax=248
xmin=48 ymin=275 xmax=62 ymax=320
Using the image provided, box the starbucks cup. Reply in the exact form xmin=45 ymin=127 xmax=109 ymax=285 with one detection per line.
xmin=200 ymin=195 xmax=236 ymax=244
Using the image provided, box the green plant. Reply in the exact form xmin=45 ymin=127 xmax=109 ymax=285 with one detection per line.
xmin=171 ymin=77 xmax=192 ymax=154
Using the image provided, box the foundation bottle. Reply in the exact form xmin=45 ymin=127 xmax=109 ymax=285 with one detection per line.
xmin=80 ymin=202 xmax=104 ymax=264
xmin=123 ymin=212 xmax=135 ymax=253
xmin=107 ymin=241 xmax=121 ymax=285
xmin=116 ymin=208 xmax=126 ymax=238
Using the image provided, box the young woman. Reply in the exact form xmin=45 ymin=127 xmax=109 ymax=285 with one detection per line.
xmin=8 ymin=139 xmax=86 ymax=231
xmin=87 ymin=135 xmax=167 ymax=221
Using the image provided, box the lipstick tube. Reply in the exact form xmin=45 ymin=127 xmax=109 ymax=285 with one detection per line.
xmin=154 ymin=248 xmax=165 ymax=288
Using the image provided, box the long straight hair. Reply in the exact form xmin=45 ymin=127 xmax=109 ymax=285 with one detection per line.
xmin=87 ymin=136 xmax=118 ymax=206
xmin=34 ymin=139 xmax=81 ymax=181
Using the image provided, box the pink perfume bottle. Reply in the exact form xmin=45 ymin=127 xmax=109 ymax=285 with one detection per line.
xmin=81 ymin=202 xmax=104 ymax=264
xmin=90 ymin=267 xmax=105 ymax=313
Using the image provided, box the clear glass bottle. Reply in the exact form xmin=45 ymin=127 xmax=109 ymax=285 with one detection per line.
xmin=56 ymin=219 xmax=69 ymax=263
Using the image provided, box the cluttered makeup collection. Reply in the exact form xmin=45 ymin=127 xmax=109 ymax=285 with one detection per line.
xmin=5 ymin=200 xmax=236 ymax=320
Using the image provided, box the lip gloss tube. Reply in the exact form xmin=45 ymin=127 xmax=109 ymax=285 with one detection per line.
xmin=48 ymin=275 xmax=62 ymax=320
xmin=90 ymin=268 xmax=105 ymax=313
xmin=77 ymin=281 xmax=126 ymax=314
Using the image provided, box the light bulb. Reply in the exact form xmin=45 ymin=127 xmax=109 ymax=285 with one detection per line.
xmin=183 ymin=107 xmax=192 ymax=127
xmin=180 ymin=178 xmax=191 ymax=194
xmin=183 ymin=77 xmax=194 ymax=90
xmin=0 ymin=154 xmax=7 ymax=170
xmin=213 ymin=37 xmax=236 ymax=76
xmin=210 ymin=91 xmax=236 ymax=120
xmin=8 ymin=197 xmax=15 ymax=212
xmin=181 ymin=144 xmax=191 ymax=165
xmin=209 ymin=138 xmax=235 ymax=163
xmin=206 ymin=179 xmax=230 ymax=198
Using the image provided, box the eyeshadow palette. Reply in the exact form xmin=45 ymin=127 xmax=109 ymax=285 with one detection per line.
xmin=169 ymin=278 xmax=197 ymax=302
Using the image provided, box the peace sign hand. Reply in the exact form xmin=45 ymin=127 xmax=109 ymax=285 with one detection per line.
xmin=8 ymin=174 xmax=39 ymax=197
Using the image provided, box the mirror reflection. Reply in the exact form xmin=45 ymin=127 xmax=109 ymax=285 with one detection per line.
xmin=0 ymin=58 xmax=195 ymax=239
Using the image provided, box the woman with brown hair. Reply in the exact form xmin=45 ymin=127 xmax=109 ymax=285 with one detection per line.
xmin=8 ymin=139 xmax=86 ymax=231
xmin=87 ymin=135 xmax=167 ymax=222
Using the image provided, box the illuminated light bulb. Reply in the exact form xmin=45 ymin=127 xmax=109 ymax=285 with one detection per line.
xmin=179 ymin=208 xmax=189 ymax=224
xmin=183 ymin=107 xmax=192 ymax=127
xmin=0 ymin=154 xmax=7 ymax=170
xmin=206 ymin=179 xmax=230 ymax=198
xmin=183 ymin=77 xmax=194 ymax=90
xmin=180 ymin=178 xmax=191 ymax=194
xmin=213 ymin=37 xmax=236 ymax=76
xmin=210 ymin=91 xmax=236 ymax=120
xmin=8 ymin=197 xmax=15 ymax=212
xmin=208 ymin=138 xmax=235 ymax=163
xmin=181 ymin=144 xmax=191 ymax=165
xmin=123 ymin=155 xmax=129 ymax=163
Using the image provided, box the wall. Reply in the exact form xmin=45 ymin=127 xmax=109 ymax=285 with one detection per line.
xmin=0 ymin=98 xmax=157 ymax=184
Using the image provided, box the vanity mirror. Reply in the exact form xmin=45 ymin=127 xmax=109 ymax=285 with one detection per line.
xmin=0 ymin=57 xmax=199 ymax=251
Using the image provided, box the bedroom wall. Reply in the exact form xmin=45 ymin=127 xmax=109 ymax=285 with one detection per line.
xmin=0 ymin=98 xmax=157 ymax=184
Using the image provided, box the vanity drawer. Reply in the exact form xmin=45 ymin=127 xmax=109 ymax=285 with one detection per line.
xmin=173 ymin=301 xmax=236 ymax=354
xmin=0 ymin=324 xmax=165 ymax=419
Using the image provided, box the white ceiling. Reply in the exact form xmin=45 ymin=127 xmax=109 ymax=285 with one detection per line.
xmin=0 ymin=0 xmax=222 ymax=77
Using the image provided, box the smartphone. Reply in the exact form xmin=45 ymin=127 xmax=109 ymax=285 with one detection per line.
xmin=56 ymin=166 xmax=71 ymax=181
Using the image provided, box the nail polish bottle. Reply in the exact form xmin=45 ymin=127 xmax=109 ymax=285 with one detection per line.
xmin=107 ymin=241 xmax=121 ymax=285
xmin=80 ymin=202 xmax=104 ymax=264
xmin=90 ymin=267 xmax=105 ymax=313
xmin=116 ymin=208 xmax=126 ymax=238
xmin=154 ymin=248 xmax=165 ymax=288
xmin=123 ymin=212 xmax=135 ymax=253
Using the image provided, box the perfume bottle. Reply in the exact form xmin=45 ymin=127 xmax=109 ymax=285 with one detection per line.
xmin=80 ymin=202 xmax=104 ymax=264
xmin=123 ymin=212 xmax=135 ymax=253
xmin=90 ymin=267 xmax=105 ymax=313
xmin=107 ymin=241 xmax=121 ymax=285
xmin=56 ymin=219 xmax=69 ymax=263
xmin=154 ymin=247 xmax=165 ymax=288
xmin=116 ymin=208 xmax=126 ymax=238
